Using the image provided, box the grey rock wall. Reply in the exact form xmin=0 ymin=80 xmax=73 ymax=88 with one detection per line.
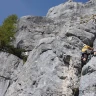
xmin=14 ymin=16 xmax=55 ymax=51
xmin=0 ymin=0 xmax=96 ymax=96
xmin=0 ymin=52 xmax=23 ymax=96
xmin=79 ymin=57 xmax=96 ymax=96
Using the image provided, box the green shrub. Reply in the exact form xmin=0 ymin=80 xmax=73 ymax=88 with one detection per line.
xmin=0 ymin=14 xmax=28 ymax=62
xmin=0 ymin=14 xmax=18 ymax=48
xmin=3 ymin=45 xmax=25 ymax=58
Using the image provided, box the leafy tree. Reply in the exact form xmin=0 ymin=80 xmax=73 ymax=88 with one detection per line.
xmin=0 ymin=14 xmax=18 ymax=48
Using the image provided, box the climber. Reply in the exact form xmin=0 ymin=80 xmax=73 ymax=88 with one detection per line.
xmin=81 ymin=44 xmax=94 ymax=67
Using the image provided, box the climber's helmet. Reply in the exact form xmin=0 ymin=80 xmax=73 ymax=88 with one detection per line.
xmin=83 ymin=44 xmax=86 ymax=47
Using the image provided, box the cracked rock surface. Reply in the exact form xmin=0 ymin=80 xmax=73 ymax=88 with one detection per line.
xmin=0 ymin=52 xmax=23 ymax=96
xmin=0 ymin=0 xmax=96 ymax=96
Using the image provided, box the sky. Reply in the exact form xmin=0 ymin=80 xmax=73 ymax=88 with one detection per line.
xmin=0 ymin=0 xmax=88 ymax=24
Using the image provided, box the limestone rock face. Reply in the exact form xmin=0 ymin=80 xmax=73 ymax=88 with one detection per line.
xmin=0 ymin=52 xmax=23 ymax=96
xmin=46 ymin=0 xmax=96 ymax=20
xmin=79 ymin=57 xmax=96 ymax=96
xmin=14 ymin=16 xmax=55 ymax=51
xmin=0 ymin=0 xmax=96 ymax=96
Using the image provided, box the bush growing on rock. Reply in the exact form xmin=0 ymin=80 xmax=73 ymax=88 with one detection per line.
xmin=0 ymin=14 xmax=27 ymax=61
xmin=0 ymin=14 xmax=18 ymax=48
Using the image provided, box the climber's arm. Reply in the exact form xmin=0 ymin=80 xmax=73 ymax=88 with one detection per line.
xmin=88 ymin=46 xmax=94 ymax=50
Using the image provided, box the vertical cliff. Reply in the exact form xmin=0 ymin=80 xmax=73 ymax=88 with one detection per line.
xmin=0 ymin=0 xmax=96 ymax=96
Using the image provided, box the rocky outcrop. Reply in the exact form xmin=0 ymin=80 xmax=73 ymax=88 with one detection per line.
xmin=0 ymin=52 xmax=23 ymax=96
xmin=46 ymin=0 xmax=96 ymax=20
xmin=14 ymin=16 xmax=55 ymax=51
xmin=79 ymin=57 xmax=96 ymax=96
xmin=0 ymin=0 xmax=96 ymax=96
